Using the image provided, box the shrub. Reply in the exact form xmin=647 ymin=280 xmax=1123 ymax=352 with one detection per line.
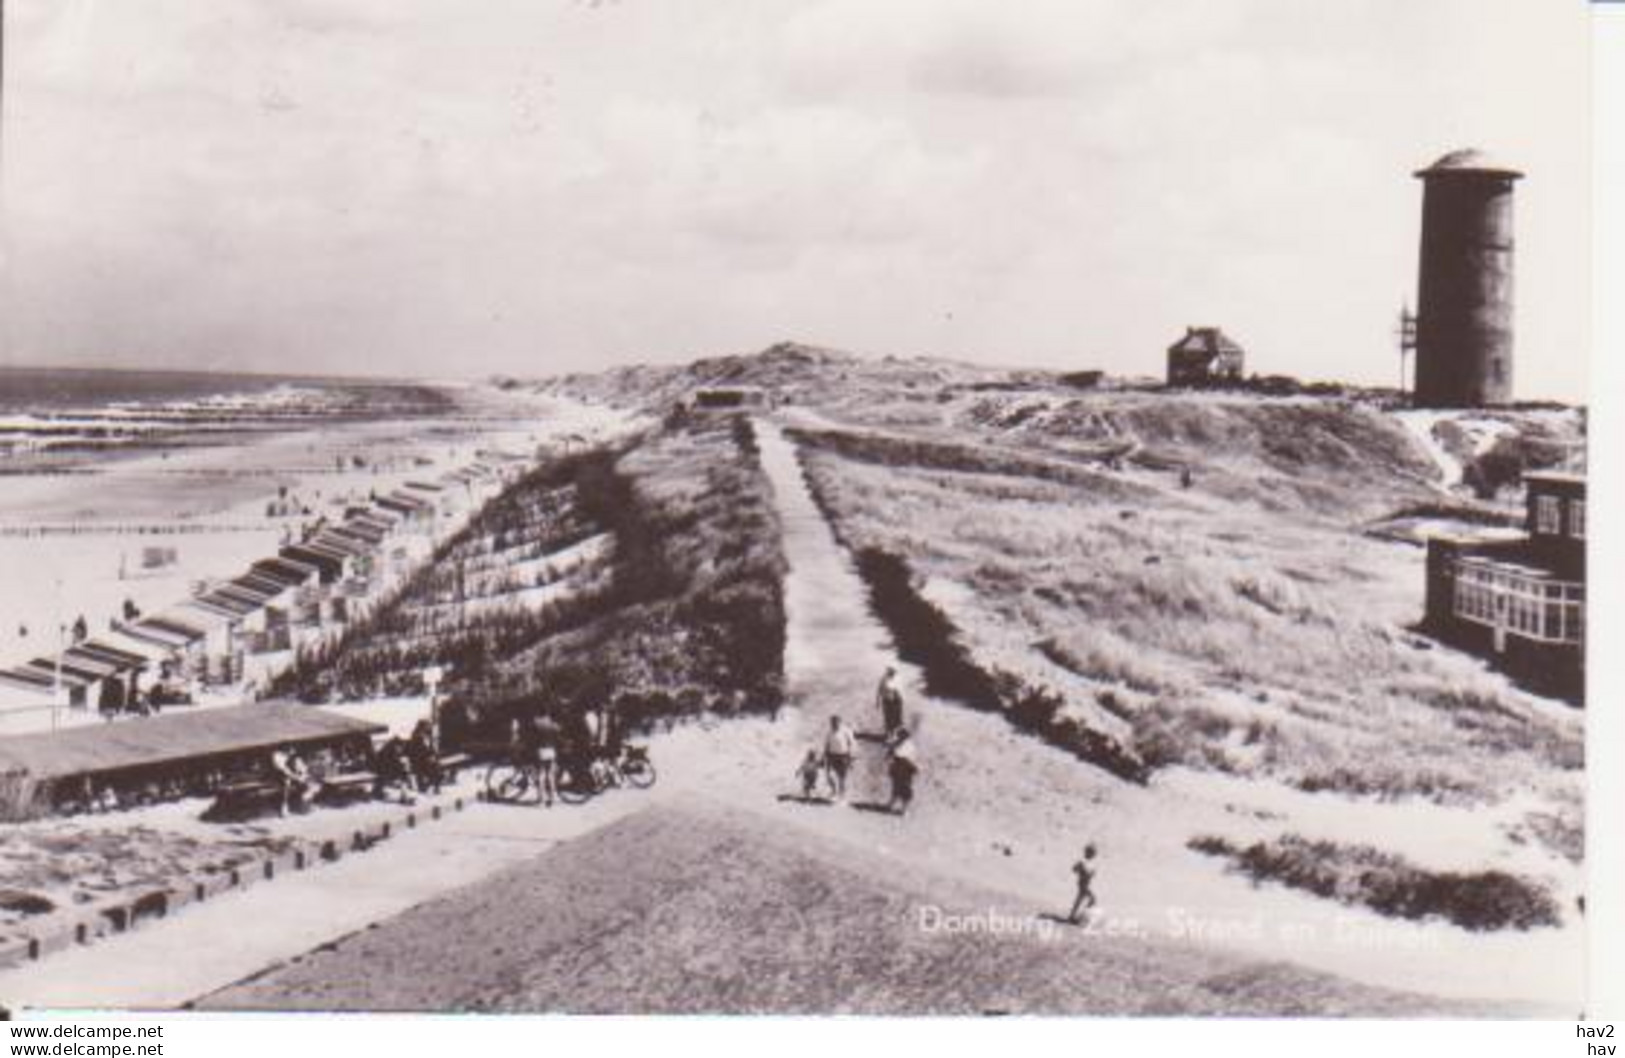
xmin=1188 ymin=833 xmax=1562 ymax=931
xmin=847 ymin=546 xmax=1147 ymax=783
xmin=0 ymin=771 xmax=50 ymax=823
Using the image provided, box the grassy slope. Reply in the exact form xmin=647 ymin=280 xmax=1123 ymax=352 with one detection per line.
xmin=275 ymin=414 xmax=787 ymax=740
xmin=448 ymin=414 xmax=788 ymax=738
xmin=793 ymin=389 xmax=1582 ymax=827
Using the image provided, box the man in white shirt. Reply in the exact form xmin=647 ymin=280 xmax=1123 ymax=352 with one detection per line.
xmin=823 ymin=716 xmax=856 ymax=801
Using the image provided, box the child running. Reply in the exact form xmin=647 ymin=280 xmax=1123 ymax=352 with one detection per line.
xmin=1067 ymin=844 xmax=1099 ymax=925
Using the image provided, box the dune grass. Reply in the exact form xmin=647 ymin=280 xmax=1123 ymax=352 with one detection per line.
xmin=445 ymin=414 xmax=788 ymax=743
xmin=790 ymin=399 xmax=1582 ymax=810
xmin=1188 ymin=833 xmax=1562 ymax=932
xmin=271 ymin=415 xmax=788 ymax=745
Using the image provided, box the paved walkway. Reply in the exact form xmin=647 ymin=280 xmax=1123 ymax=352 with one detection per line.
xmin=0 ymin=793 xmax=651 ymax=1011
xmin=755 ymin=420 xmax=932 ymax=790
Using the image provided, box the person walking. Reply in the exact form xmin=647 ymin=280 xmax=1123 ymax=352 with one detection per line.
xmin=884 ymin=727 xmax=918 ymax=816
xmin=534 ymin=712 xmax=562 ymax=807
xmin=1067 ymin=844 xmax=1099 ymax=924
xmin=795 ymin=748 xmax=824 ymax=802
xmin=824 ymin=716 xmax=856 ymax=802
xmin=876 ymin=666 xmax=904 ymax=737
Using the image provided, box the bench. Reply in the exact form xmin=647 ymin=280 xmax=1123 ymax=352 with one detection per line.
xmin=316 ymin=770 xmax=380 ymax=805
xmin=435 ymin=753 xmax=472 ymax=787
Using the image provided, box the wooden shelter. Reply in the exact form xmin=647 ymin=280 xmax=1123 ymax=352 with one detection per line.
xmin=0 ymin=703 xmax=385 ymax=812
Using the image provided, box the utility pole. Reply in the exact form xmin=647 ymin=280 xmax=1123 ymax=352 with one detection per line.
xmin=1395 ymin=302 xmax=1418 ymax=399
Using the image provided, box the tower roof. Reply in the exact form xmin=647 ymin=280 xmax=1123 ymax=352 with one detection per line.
xmin=1414 ymin=148 xmax=1523 ymax=181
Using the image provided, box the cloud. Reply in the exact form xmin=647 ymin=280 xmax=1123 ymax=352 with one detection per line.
xmin=0 ymin=0 xmax=1591 ymax=401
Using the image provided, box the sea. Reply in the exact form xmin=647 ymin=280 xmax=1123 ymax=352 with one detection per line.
xmin=0 ymin=365 xmax=322 ymax=414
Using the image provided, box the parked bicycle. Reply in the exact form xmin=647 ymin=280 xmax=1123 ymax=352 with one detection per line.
xmin=482 ymin=760 xmax=543 ymax=805
xmin=557 ymin=743 xmax=657 ymax=805
xmin=484 ymin=743 xmax=655 ymax=805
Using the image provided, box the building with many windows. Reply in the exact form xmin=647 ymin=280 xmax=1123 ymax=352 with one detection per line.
xmin=1423 ymin=470 xmax=1585 ymax=701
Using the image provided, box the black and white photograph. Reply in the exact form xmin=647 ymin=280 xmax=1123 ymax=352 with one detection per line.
xmin=0 ymin=0 xmax=1611 ymax=1031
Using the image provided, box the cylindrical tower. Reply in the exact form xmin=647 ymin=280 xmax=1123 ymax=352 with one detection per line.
xmin=1412 ymin=149 xmax=1523 ymax=408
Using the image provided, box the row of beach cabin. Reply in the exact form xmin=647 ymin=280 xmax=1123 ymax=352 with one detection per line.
xmin=0 ymin=452 xmax=532 ymax=719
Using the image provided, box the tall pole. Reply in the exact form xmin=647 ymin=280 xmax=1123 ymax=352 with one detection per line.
xmin=53 ymin=578 xmax=64 ymax=732
xmin=1396 ymin=303 xmax=1417 ymax=400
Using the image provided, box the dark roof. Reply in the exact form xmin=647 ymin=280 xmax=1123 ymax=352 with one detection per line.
xmin=233 ymin=572 xmax=291 ymax=597
xmin=30 ymin=653 xmax=114 ymax=680
xmin=20 ymin=660 xmax=94 ymax=688
xmin=351 ymin=513 xmax=396 ymax=532
xmin=376 ymin=495 xmax=428 ymax=516
xmin=125 ymin=618 xmax=204 ymax=647
xmin=0 ymin=703 xmax=385 ymax=782
xmin=0 ymin=667 xmax=58 ymax=690
xmin=281 ymin=544 xmax=346 ymax=573
xmin=1167 ymin=327 xmax=1245 ymax=357
xmin=1414 ymin=148 xmax=1523 ymax=181
xmin=75 ymin=641 xmax=151 ymax=669
xmin=1524 ymin=471 xmax=1585 ymax=491
xmin=192 ymin=592 xmax=260 ymax=618
xmin=333 ymin=522 xmax=387 ymax=545
xmin=311 ymin=530 xmax=372 ymax=556
xmin=251 ymin=558 xmax=319 ymax=586
xmin=61 ymin=646 xmax=139 ymax=676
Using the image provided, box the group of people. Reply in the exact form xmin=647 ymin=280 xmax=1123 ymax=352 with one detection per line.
xmin=374 ymin=720 xmax=447 ymax=803
xmin=267 ymin=719 xmax=442 ymax=815
xmin=795 ymin=667 xmax=920 ymax=816
xmin=790 ymin=666 xmax=1105 ymax=924
xmin=98 ymin=662 xmax=194 ymax=720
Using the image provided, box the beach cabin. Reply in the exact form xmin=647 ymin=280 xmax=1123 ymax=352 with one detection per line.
xmin=0 ymin=666 xmax=70 ymax=720
xmin=251 ymin=557 xmax=323 ymax=634
xmin=171 ymin=601 xmax=245 ymax=686
xmin=122 ymin=615 xmax=209 ymax=682
xmin=8 ymin=655 xmax=109 ymax=713
xmin=377 ymin=490 xmax=435 ymax=535
xmin=302 ymin=529 xmax=378 ymax=622
xmin=404 ymin=479 xmax=455 ymax=517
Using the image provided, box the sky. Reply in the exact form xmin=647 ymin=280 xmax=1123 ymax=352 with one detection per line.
xmin=0 ymin=0 xmax=1593 ymax=399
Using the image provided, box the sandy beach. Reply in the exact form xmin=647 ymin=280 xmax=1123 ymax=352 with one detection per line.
xmin=0 ymin=381 xmax=635 ymax=731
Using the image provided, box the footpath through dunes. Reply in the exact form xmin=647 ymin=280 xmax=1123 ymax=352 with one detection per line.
xmin=198 ymin=798 xmax=1484 ymax=1016
xmin=720 ymin=420 xmax=1578 ymax=1013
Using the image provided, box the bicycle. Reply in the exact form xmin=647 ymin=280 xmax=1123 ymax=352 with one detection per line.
xmin=482 ymin=760 xmax=545 ymax=805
